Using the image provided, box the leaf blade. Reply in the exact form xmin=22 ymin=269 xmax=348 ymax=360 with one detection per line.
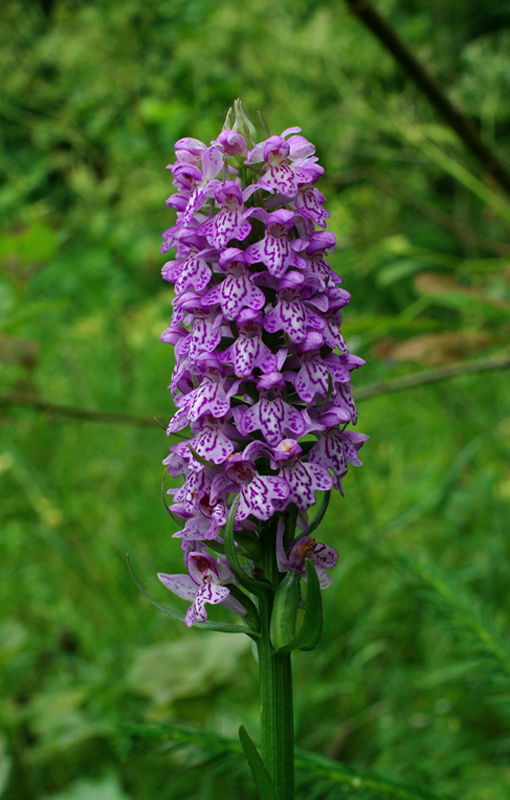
xmin=239 ymin=725 xmax=281 ymax=800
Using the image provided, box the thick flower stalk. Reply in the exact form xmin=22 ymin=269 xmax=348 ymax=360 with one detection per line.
xmin=155 ymin=102 xmax=368 ymax=800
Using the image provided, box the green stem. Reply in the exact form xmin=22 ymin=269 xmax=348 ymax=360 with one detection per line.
xmin=257 ymin=525 xmax=295 ymax=800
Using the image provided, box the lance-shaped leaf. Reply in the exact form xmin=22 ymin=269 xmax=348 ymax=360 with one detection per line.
xmin=239 ymin=725 xmax=281 ymax=800
xmin=274 ymin=559 xmax=323 ymax=653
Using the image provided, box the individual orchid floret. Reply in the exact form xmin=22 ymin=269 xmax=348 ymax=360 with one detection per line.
xmin=187 ymin=311 xmax=224 ymax=360
xmin=161 ymin=234 xmax=216 ymax=294
xmin=224 ymin=451 xmax=290 ymax=521
xmin=270 ymin=439 xmax=333 ymax=511
xmin=276 ymin=522 xmax=338 ymax=589
xmin=293 ymin=184 xmax=330 ymax=228
xmin=165 ymin=154 xmax=222 ymax=232
xmin=309 ymin=430 xmax=370 ymax=492
xmin=174 ymin=359 xmax=235 ymax=425
xmin=220 ymin=321 xmax=278 ymax=379
xmin=168 ymin=415 xmax=236 ymax=471
xmin=199 ymin=181 xmax=252 ymax=250
xmin=263 ymin=289 xmax=324 ymax=344
xmin=190 ymin=415 xmax=238 ymax=464
xmin=201 ymin=249 xmax=266 ymax=321
xmin=233 ymin=391 xmax=307 ymax=447
xmin=245 ymin=210 xmax=307 ymax=278
xmin=174 ymin=137 xmax=207 ymax=165
xmin=294 ymin=352 xmax=331 ymax=402
xmin=172 ymin=513 xmax=221 ymax=542
xmin=158 ymin=551 xmax=234 ymax=627
xmin=246 ymin=130 xmax=321 ymax=198
xmin=213 ymin=129 xmax=248 ymax=157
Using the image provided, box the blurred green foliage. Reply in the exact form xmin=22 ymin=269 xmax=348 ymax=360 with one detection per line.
xmin=1 ymin=0 xmax=510 ymax=798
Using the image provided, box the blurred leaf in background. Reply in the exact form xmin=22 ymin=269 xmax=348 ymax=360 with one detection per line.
xmin=1 ymin=0 xmax=510 ymax=798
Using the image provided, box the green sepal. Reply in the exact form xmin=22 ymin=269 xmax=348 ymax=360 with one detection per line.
xmin=274 ymin=559 xmax=323 ymax=653
xmin=309 ymin=490 xmax=331 ymax=533
xmin=224 ymin=499 xmax=272 ymax=599
xmin=269 ymin=570 xmax=300 ymax=650
xmin=238 ymin=725 xmax=281 ymax=800
xmin=233 ymin=99 xmax=257 ymax=146
xmin=126 ymin=555 xmax=247 ymax=634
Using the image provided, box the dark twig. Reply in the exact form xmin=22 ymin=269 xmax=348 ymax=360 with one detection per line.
xmin=0 ymin=393 xmax=162 ymax=428
xmin=1 ymin=355 xmax=509 ymax=426
xmin=342 ymin=0 xmax=510 ymax=196
xmin=354 ymin=354 xmax=510 ymax=400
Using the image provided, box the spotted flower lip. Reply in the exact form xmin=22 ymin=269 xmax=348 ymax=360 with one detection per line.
xmin=245 ymin=210 xmax=307 ymax=278
xmin=201 ymin=261 xmax=266 ymax=321
xmin=233 ymin=392 xmax=307 ymax=446
xmin=198 ymin=181 xmax=253 ymax=250
xmin=157 ymin=109 xmax=368 ymax=623
xmin=220 ymin=322 xmax=278 ymax=378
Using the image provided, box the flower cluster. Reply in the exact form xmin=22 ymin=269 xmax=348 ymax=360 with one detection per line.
xmin=157 ymin=108 xmax=368 ymax=626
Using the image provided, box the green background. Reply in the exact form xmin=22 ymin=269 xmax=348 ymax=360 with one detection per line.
xmin=1 ymin=1 xmax=510 ymax=798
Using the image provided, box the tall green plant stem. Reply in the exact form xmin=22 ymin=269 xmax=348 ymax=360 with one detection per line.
xmin=258 ymin=525 xmax=295 ymax=800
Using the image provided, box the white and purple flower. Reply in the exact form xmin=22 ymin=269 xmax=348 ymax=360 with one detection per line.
xmin=158 ymin=552 xmax=245 ymax=627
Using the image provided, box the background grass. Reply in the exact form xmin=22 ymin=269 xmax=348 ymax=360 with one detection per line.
xmin=1 ymin=1 xmax=510 ymax=798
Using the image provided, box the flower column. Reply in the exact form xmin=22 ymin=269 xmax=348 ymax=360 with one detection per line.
xmin=155 ymin=102 xmax=368 ymax=800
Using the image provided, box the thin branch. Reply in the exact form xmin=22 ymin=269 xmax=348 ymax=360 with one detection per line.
xmin=1 ymin=355 xmax=509 ymax=426
xmin=342 ymin=0 xmax=510 ymax=196
xmin=354 ymin=354 xmax=510 ymax=400
xmin=0 ymin=393 xmax=162 ymax=428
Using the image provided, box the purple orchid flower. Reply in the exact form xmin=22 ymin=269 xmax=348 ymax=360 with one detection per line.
xmin=270 ymin=438 xmax=333 ymax=510
xmin=220 ymin=321 xmax=278 ymax=379
xmin=172 ymin=514 xmax=221 ymax=542
xmin=309 ymin=429 xmax=370 ymax=492
xmin=233 ymin=391 xmax=306 ymax=447
xmin=158 ymin=551 xmax=244 ymax=627
xmin=199 ymin=181 xmax=253 ymax=250
xmin=224 ymin=452 xmax=290 ymax=521
xmin=263 ymin=289 xmax=324 ymax=344
xmin=294 ymin=185 xmax=330 ymax=228
xmin=246 ymin=131 xmax=321 ymax=198
xmin=213 ymin=129 xmax=248 ymax=157
xmin=245 ymin=210 xmax=307 ymax=278
xmin=276 ymin=520 xmax=338 ymax=589
xmin=201 ymin=249 xmax=266 ymax=321
xmin=174 ymin=137 xmax=207 ymax=164
xmin=161 ymin=244 xmax=216 ymax=294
